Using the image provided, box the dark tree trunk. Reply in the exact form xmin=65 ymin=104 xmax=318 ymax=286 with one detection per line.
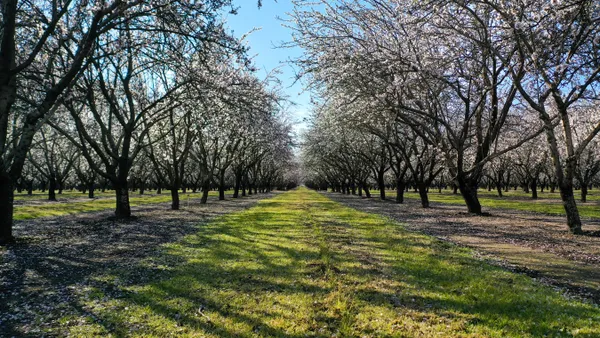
xmin=452 ymin=184 xmax=458 ymax=194
xmin=27 ymin=181 xmax=33 ymax=195
xmin=581 ymin=185 xmax=588 ymax=203
xmin=0 ymin=173 xmax=15 ymax=245
xmin=139 ymin=181 xmax=145 ymax=195
xmin=358 ymin=185 xmax=363 ymax=197
xmin=496 ymin=182 xmax=503 ymax=198
xmin=458 ymin=179 xmax=482 ymax=214
xmin=88 ymin=182 xmax=95 ymax=199
xmin=559 ymin=182 xmax=583 ymax=234
xmin=156 ymin=187 xmax=162 ymax=194
xmin=233 ymin=174 xmax=241 ymax=198
xmin=219 ymin=185 xmax=225 ymax=200
xmin=48 ymin=177 xmax=57 ymax=201
xmin=396 ymin=180 xmax=405 ymax=204
xmin=171 ymin=187 xmax=180 ymax=210
xmin=530 ymin=180 xmax=538 ymax=199
xmin=417 ymin=183 xmax=429 ymax=208
xmin=200 ymin=179 xmax=210 ymax=204
xmin=114 ymin=181 xmax=131 ymax=218
xmin=377 ymin=170 xmax=386 ymax=200
xmin=364 ymin=186 xmax=371 ymax=198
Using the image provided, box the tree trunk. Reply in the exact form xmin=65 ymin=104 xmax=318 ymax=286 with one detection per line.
xmin=219 ymin=185 xmax=225 ymax=200
xmin=358 ymin=185 xmax=363 ymax=197
xmin=171 ymin=187 xmax=180 ymax=210
xmin=200 ymin=179 xmax=210 ymax=204
xmin=0 ymin=173 xmax=15 ymax=245
xmin=48 ymin=177 xmax=57 ymax=201
xmin=559 ymin=182 xmax=583 ymax=234
xmin=530 ymin=180 xmax=538 ymax=199
xmin=114 ymin=181 xmax=131 ymax=218
xmin=377 ymin=170 xmax=386 ymax=200
xmin=233 ymin=174 xmax=241 ymax=198
xmin=396 ymin=179 xmax=405 ymax=204
xmin=27 ymin=181 xmax=33 ymax=195
xmin=417 ymin=183 xmax=429 ymax=208
xmin=581 ymin=185 xmax=588 ymax=203
xmin=458 ymin=179 xmax=482 ymax=214
xmin=88 ymin=182 xmax=95 ymax=199
xmin=364 ymin=186 xmax=371 ymax=198
xmin=157 ymin=187 xmax=162 ymax=194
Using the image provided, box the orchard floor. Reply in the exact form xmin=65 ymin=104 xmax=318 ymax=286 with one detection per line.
xmin=0 ymin=192 xmax=273 ymax=337
xmin=327 ymin=191 xmax=600 ymax=304
xmin=2 ymin=188 xmax=600 ymax=337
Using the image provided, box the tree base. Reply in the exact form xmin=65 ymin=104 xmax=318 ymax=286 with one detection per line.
xmin=0 ymin=235 xmax=16 ymax=246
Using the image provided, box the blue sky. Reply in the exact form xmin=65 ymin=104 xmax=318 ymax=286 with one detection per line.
xmin=226 ymin=1 xmax=311 ymax=136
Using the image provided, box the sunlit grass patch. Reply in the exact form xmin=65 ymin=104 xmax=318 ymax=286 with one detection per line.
xmin=13 ymin=190 xmax=234 ymax=220
xmin=57 ymin=188 xmax=600 ymax=337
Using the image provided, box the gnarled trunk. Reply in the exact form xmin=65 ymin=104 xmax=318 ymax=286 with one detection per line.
xmin=458 ymin=179 xmax=482 ymax=214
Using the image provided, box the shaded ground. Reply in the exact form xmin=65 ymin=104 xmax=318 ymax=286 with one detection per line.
xmin=0 ymin=192 xmax=273 ymax=337
xmin=326 ymin=192 xmax=600 ymax=304
xmin=6 ymin=188 xmax=598 ymax=337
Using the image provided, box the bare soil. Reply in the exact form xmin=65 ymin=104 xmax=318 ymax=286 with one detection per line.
xmin=325 ymin=192 xmax=600 ymax=304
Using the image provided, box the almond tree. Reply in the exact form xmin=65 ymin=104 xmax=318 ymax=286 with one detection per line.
xmin=469 ymin=0 xmax=600 ymax=233
xmin=0 ymin=0 xmax=255 ymax=244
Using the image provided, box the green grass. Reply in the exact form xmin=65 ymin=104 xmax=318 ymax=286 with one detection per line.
xmin=60 ymin=188 xmax=600 ymax=337
xmin=13 ymin=190 xmax=115 ymax=200
xmin=14 ymin=190 xmax=233 ymax=220
xmin=374 ymin=189 xmax=600 ymax=219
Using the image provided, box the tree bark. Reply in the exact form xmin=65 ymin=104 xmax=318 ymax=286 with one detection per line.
xmin=417 ymin=182 xmax=429 ymax=208
xmin=530 ymin=180 xmax=538 ymax=199
xmin=581 ymin=185 xmax=588 ymax=203
xmin=559 ymin=182 xmax=583 ymax=234
xmin=200 ymin=179 xmax=210 ymax=204
xmin=396 ymin=180 xmax=405 ymax=204
xmin=114 ymin=181 xmax=131 ymax=218
xmin=171 ymin=187 xmax=180 ymax=210
xmin=458 ymin=179 xmax=482 ymax=214
xmin=364 ymin=186 xmax=371 ymax=198
xmin=233 ymin=174 xmax=241 ymax=198
xmin=0 ymin=173 xmax=15 ymax=245
xmin=48 ymin=176 xmax=57 ymax=201
xmin=88 ymin=182 xmax=95 ymax=199
xmin=377 ymin=170 xmax=386 ymax=200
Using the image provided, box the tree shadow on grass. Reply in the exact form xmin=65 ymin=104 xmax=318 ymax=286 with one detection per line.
xmin=0 ymin=193 xmax=272 ymax=337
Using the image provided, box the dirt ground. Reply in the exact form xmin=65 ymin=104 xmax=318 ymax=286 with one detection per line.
xmin=325 ymin=192 xmax=600 ymax=304
xmin=0 ymin=193 xmax=274 ymax=337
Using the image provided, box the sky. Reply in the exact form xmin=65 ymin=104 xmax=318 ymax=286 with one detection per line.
xmin=225 ymin=1 xmax=312 ymax=137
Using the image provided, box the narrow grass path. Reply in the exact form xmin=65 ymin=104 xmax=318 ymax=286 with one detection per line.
xmin=13 ymin=191 xmax=232 ymax=220
xmin=47 ymin=187 xmax=600 ymax=337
